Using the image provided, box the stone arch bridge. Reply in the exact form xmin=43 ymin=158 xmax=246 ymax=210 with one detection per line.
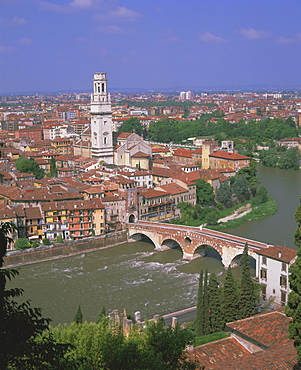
xmin=127 ymin=221 xmax=272 ymax=267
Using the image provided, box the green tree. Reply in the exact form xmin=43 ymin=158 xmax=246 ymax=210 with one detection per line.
xmin=96 ymin=305 xmax=107 ymax=324
xmin=204 ymin=209 xmax=220 ymax=225
xmin=177 ymin=202 xmax=197 ymax=223
xmin=223 ymin=266 xmax=239 ymax=323
xmin=194 ymin=179 xmax=215 ymax=205
xmin=195 ymin=269 xmax=204 ymax=337
xmin=15 ymin=156 xmax=45 ymax=179
xmin=118 ymin=117 xmax=145 ymax=137
xmin=42 ymin=238 xmax=51 ymax=245
xmin=49 ymin=156 xmax=58 ymax=177
xmin=208 ymin=273 xmax=224 ymax=333
xmin=216 ymin=182 xmax=233 ymax=208
xmin=231 ymin=176 xmax=250 ymax=202
xmin=73 ymin=305 xmax=83 ymax=324
xmin=260 ymin=149 xmax=278 ymax=168
xmin=253 ymin=186 xmax=268 ymax=205
xmin=50 ymin=318 xmax=199 ymax=370
xmin=202 ymin=269 xmax=210 ymax=335
xmin=286 ymin=200 xmax=301 ymax=361
xmin=0 ymin=222 xmax=70 ymax=369
xmin=14 ymin=237 xmax=31 ymax=250
xmin=278 ymin=147 xmax=300 ymax=170
xmin=56 ymin=235 xmax=63 ymax=243
xmin=143 ymin=318 xmax=198 ymax=370
xmin=239 ymin=243 xmax=257 ymax=319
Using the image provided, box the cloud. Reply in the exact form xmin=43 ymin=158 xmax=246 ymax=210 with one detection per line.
xmin=39 ymin=0 xmax=98 ymax=13
xmin=0 ymin=45 xmax=16 ymax=54
xmin=97 ymin=25 xmax=135 ymax=34
xmin=109 ymin=7 xmax=142 ymax=21
xmin=275 ymin=37 xmax=296 ymax=45
xmin=238 ymin=28 xmax=270 ymax=40
xmin=0 ymin=17 xmax=27 ymax=26
xmin=199 ymin=32 xmax=228 ymax=43
xmin=19 ymin=37 xmax=33 ymax=45
xmin=70 ymin=0 xmax=93 ymax=8
xmin=158 ymin=30 xmax=181 ymax=45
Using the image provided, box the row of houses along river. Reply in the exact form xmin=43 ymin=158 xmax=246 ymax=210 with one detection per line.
xmin=9 ymin=165 xmax=301 ymax=326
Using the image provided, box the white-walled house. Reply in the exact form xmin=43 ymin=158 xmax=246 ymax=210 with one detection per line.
xmin=256 ymin=245 xmax=296 ymax=306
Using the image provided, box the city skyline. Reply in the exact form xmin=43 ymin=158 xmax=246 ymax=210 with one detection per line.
xmin=1 ymin=0 xmax=301 ymax=94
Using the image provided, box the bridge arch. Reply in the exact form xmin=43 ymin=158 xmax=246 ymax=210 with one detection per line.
xmin=128 ymin=231 xmax=157 ymax=249
xmin=230 ymin=253 xmax=256 ymax=270
xmin=193 ymin=244 xmax=223 ymax=263
xmin=162 ymin=238 xmax=182 ymax=250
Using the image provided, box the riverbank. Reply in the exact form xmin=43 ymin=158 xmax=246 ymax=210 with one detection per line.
xmin=4 ymin=231 xmax=127 ymax=268
xmin=209 ymin=196 xmax=278 ymax=231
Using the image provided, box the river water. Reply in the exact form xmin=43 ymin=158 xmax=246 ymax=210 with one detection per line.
xmin=10 ymin=165 xmax=301 ymax=325
xmin=224 ymin=165 xmax=301 ymax=249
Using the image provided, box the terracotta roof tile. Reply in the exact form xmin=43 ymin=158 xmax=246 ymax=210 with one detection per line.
xmin=209 ymin=150 xmax=250 ymax=160
xmin=257 ymin=245 xmax=296 ymax=263
xmin=226 ymin=309 xmax=291 ymax=348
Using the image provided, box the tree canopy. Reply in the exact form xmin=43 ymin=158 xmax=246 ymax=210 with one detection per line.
xmin=194 ymin=179 xmax=215 ymax=205
xmin=15 ymin=156 xmax=45 ymax=179
xmin=286 ymin=200 xmax=301 ymax=361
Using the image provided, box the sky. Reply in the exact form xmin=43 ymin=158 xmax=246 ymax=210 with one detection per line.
xmin=1 ymin=0 xmax=301 ymax=94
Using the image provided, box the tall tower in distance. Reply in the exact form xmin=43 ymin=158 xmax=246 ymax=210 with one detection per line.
xmin=91 ymin=72 xmax=114 ymax=164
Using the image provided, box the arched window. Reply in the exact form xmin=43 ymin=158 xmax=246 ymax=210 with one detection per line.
xmin=104 ymin=137 xmax=107 ymax=144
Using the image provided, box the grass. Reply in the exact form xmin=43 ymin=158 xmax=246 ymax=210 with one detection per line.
xmin=194 ymin=332 xmax=230 ymax=347
xmin=209 ymin=196 xmax=277 ymax=231
xmin=170 ymin=196 xmax=277 ymax=231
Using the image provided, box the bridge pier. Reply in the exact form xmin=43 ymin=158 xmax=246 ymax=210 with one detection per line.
xmin=183 ymin=252 xmax=194 ymax=260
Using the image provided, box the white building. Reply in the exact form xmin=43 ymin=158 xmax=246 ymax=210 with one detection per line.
xmin=256 ymin=245 xmax=296 ymax=306
xmin=90 ymin=72 xmax=114 ymax=164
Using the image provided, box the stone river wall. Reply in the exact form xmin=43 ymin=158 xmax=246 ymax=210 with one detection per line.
xmin=3 ymin=231 xmax=127 ymax=268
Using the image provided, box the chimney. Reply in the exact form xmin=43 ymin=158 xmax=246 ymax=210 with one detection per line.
xmin=278 ymin=250 xmax=282 ymax=258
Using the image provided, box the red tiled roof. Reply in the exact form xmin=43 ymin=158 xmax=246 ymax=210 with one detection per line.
xmin=173 ymin=148 xmax=193 ymax=158
xmin=188 ymin=337 xmax=250 ymax=368
xmin=139 ymin=189 xmax=168 ymax=198
xmin=209 ymin=150 xmax=250 ymax=160
xmin=226 ymin=309 xmax=291 ymax=348
xmin=156 ymin=183 xmax=187 ymax=195
xmin=117 ymin=132 xmax=132 ymax=139
xmin=257 ymin=245 xmax=296 ymax=263
xmin=131 ymin=151 xmax=150 ymax=158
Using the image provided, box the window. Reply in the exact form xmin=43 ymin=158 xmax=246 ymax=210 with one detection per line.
xmin=280 ymin=275 xmax=287 ymax=288
xmin=281 ymin=291 xmax=286 ymax=306
xmin=262 ymin=256 xmax=267 ymax=265
xmin=281 ymin=262 xmax=287 ymax=272
xmin=260 ymin=268 xmax=267 ymax=280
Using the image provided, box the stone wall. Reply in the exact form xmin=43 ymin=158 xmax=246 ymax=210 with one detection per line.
xmin=4 ymin=231 xmax=127 ymax=267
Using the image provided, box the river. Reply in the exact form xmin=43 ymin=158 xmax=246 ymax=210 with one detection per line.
xmin=224 ymin=165 xmax=301 ymax=249
xmin=10 ymin=165 xmax=301 ymax=325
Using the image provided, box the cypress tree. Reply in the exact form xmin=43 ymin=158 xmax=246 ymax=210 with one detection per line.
xmin=223 ymin=266 xmax=238 ymax=323
xmin=73 ymin=304 xmax=83 ymax=324
xmin=96 ymin=305 xmax=107 ymax=324
xmin=195 ymin=269 xmax=203 ymax=336
xmin=202 ymin=269 xmax=210 ymax=335
xmin=286 ymin=202 xmax=301 ymax=361
xmin=239 ymin=243 xmax=257 ymax=319
xmin=208 ymin=272 xmax=225 ymax=333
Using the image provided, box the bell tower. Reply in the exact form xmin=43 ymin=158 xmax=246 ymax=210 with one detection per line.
xmin=91 ymin=72 xmax=114 ymax=163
